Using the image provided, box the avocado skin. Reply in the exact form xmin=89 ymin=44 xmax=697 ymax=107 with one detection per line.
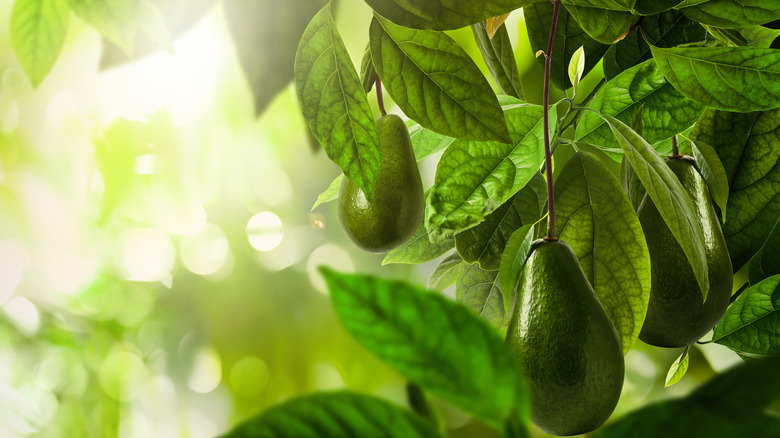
xmin=338 ymin=114 xmax=424 ymax=253
xmin=506 ymin=240 xmax=624 ymax=436
xmin=637 ymin=156 xmax=733 ymax=348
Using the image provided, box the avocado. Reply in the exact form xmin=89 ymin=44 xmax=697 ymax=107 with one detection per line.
xmin=637 ymin=156 xmax=733 ymax=348
xmin=338 ymin=114 xmax=424 ymax=253
xmin=506 ymin=239 xmax=624 ymax=436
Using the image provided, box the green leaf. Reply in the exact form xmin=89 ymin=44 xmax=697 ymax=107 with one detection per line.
xmin=650 ymin=44 xmax=780 ymax=112
xmin=311 ymin=174 xmax=343 ymax=212
xmin=471 ymin=20 xmax=524 ymax=99
xmin=568 ymin=45 xmax=585 ymax=94
xmin=712 ymin=274 xmax=780 ymax=355
xmin=321 ymin=268 xmax=529 ymax=429
xmin=689 ymin=139 xmax=729 ymax=222
xmin=221 ymin=391 xmax=443 ymax=438
xmin=361 ymin=0 xmax=539 ymax=30
xmin=576 ymin=59 xmax=704 ymax=149
xmin=370 ymin=15 xmax=511 ymax=144
xmin=525 ymin=1 xmax=609 ymax=90
xmin=680 ymin=0 xmax=780 ymax=29
xmin=360 ymin=42 xmax=375 ymax=93
xmin=595 ymin=356 xmax=780 ymax=438
xmin=705 ymin=25 xmax=780 ymax=48
xmin=664 ymin=346 xmax=690 ymax=387
xmin=426 ymin=102 xmax=552 ymax=239
xmin=226 ymin=0 xmax=328 ymax=116
xmin=498 ymin=224 xmax=536 ymax=317
xmin=295 ymin=4 xmax=380 ymax=201
xmin=621 ymin=156 xmax=646 ymax=211
xmin=633 ymin=0 xmax=684 ymax=15
xmin=455 ymin=172 xmax=546 ymax=270
xmin=601 ymin=114 xmax=710 ymax=298
xmin=455 ymin=264 xmax=504 ymax=330
xmin=383 ymin=222 xmax=455 ymax=265
xmin=69 ymin=0 xmax=170 ymax=55
xmin=554 ymin=151 xmax=651 ymax=354
xmin=748 ymin=219 xmax=780 ymax=285
xmin=564 ymin=4 xmax=635 ymax=44
xmin=690 ymin=108 xmax=780 ymax=270
xmin=602 ymin=10 xmax=706 ymax=81
xmin=429 ymin=251 xmax=463 ymax=290
xmin=560 ymin=0 xmax=633 ymax=11
xmin=10 ymin=0 xmax=69 ymax=88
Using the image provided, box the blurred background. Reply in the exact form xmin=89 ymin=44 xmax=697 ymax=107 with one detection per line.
xmin=0 ymin=0 xmax=746 ymax=436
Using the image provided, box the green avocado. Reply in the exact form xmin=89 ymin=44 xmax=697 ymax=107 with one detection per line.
xmin=506 ymin=239 xmax=624 ymax=436
xmin=338 ymin=114 xmax=424 ymax=253
xmin=637 ymin=156 xmax=733 ymax=348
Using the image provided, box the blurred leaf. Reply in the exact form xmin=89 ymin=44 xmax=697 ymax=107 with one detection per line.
xmin=679 ymin=0 xmax=780 ymax=29
xmin=221 ymin=391 xmax=443 ymax=438
xmin=497 ymin=224 xmax=536 ymax=318
xmin=429 ymin=252 xmax=463 ymax=290
xmin=295 ymin=4 xmax=380 ymax=201
xmin=455 ymin=263 xmax=504 ymax=330
xmin=472 ymin=20 xmax=524 ymax=99
xmin=689 ymin=139 xmax=729 ymax=222
xmin=361 ymin=0 xmax=538 ymax=30
xmin=564 ymin=4 xmax=635 ymax=44
xmin=359 ymin=42 xmax=375 ymax=93
xmin=70 ymin=0 xmax=170 ymax=55
xmin=370 ymin=15 xmax=511 ymax=143
xmin=383 ymin=222 xmax=454 ymax=265
xmin=748 ymin=219 xmax=780 ymax=285
xmin=321 ymin=268 xmax=529 ymax=429
xmin=225 ymin=0 xmax=329 ymax=116
xmin=10 ymin=0 xmax=69 ymax=88
xmin=712 ymin=274 xmax=780 ymax=355
xmin=310 ymin=174 xmax=343 ymax=212
xmin=664 ymin=346 xmax=689 ymax=387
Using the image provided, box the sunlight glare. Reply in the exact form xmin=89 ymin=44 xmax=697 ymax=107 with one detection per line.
xmin=246 ymin=212 xmax=283 ymax=252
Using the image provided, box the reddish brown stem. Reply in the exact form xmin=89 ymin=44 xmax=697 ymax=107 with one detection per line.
xmin=543 ymin=0 xmax=561 ymax=240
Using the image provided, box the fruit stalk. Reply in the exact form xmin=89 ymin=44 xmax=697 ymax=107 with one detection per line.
xmin=543 ymin=0 xmax=561 ymax=239
xmin=672 ymin=135 xmax=680 ymax=157
xmin=376 ymin=76 xmax=387 ymax=116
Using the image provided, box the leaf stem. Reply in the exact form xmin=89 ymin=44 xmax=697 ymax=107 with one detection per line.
xmin=543 ymin=0 xmax=562 ymax=240
xmin=376 ymin=76 xmax=387 ymax=116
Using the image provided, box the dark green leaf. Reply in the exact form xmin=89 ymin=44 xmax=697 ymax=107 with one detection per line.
xmin=295 ymin=4 xmax=380 ymax=201
xmin=471 ymin=20 xmax=524 ymax=99
xmin=554 ymin=151 xmax=651 ymax=353
xmin=602 ymin=10 xmax=706 ymax=81
xmin=560 ymin=0 xmax=633 ymax=11
xmin=576 ymin=59 xmax=704 ymax=149
xmin=689 ymin=139 xmax=729 ymax=221
xmin=221 ymin=391 xmax=442 ymax=438
xmin=429 ymin=251 xmax=463 ymax=290
xmin=370 ymin=15 xmax=511 ymax=144
xmin=650 ymin=44 xmax=780 ymax=112
xmin=455 ymin=263 xmax=504 ymax=329
xmin=621 ymin=156 xmax=646 ymax=211
xmin=426 ymin=102 xmax=552 ymax=238
xmin=680 ymin=0 xmax=780 ymax=29
xmin=360 ymin=42 xmax=375 ymax=93
xmin=748 ymin=219 xmax=780 ymax=285
xmin=690 ymin=108 xmax=780 ymax=270
xmin=705 ymin=25 xmax=780 ymax=48
xmin=664 ymin=346 xmax=689 ymax=387
xmin=361 ymin=0 xmax=539 ymax=30
xmin=498 ymin=224 xmax=536 ymax=317
xmin=633 ymin=0 xmax=683 ymax=15
xmin=69 ymin=0 xmax=170 ymax=55
xmin=383 ymin=222 xmax=455 ymax=265
xmin=564 ymin=4 xmax=635 ymax=44
xmin=712 ymin=274 xmax=780 ymax=355
xmin=321 ymin=268 xmax=529 ymax=429
xmin=601 ymin=114 xmax=710 ymax=298
xmin=11 ymin=0 xmax=69 ymax=88
xmin=525 ymin=1 xmax=610 ymax=90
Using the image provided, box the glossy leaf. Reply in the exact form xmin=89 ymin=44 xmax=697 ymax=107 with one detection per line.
xmin=563 ymin=4 xmax=635 ymax=44
xmin=361 ymin=0 xmax=538 ymax=30
xmin=295 ymin=4 xmax=380 ymax=201
xmin=690 ymin=108 xmax=780 ymax=270
xmin=370 ymin=15 xmax=511 ymax=144
xmin=456 ymin=264 xmax=504 ymax=330
xmin=679 ymin=0 xmax=780 ymax=29
xmin=455 ymin=173 xmax=546 ymax=270
xmin=664 ymin=347 xmax=689 ymax=387
xmin=498 ymin=224 xmax=536 ymax=317
xmin=426 ymin=102 xmax=552 ymax=239
xmin=221 ymin=391 xmax=442 ymax=438
xmin=10 ymin=0 xmax=69 ymax=88
xmin=472 ymin=20 xmax=524 ymax=99
xmin=69 ymin=0 xmax=170 ymax=55
xmin=429 ymin=252 xmax=464 ymax=290
xmin=524 ymin=1 xmax=609 ymax=90
xmin=712 ymin=274 xmax=780 ymax=355
xmin=577 ymin=59 xmax=703 ymax=149
xmin=650 ymin=45 xmax=780 ymax=112
xmin=706 ymin=25 xmax=780 ymax=48
xmin=554 ymin=151 xmax=651 ymax=353
xmin=321 ymin=268 xmax=529 ymax=428
xmin=602 ymin=114 xmax=710 ymax=298
xmin=383 ymin=222 xmax=454 ymax=265
xmin=748 ymin=219 xmax=780 ymax=285
xmin=689 ymin=139 xmax=729 ymax=222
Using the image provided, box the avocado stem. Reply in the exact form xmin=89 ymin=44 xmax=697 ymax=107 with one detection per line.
xmin=376 ymin=76 xmax=387 ymax=117
xmin=543 ymin=0 xmax=561 ymax=240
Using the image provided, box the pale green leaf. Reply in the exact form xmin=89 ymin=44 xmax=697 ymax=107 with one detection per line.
xmin=568 ymin=45 xmax=585 ymax=94
xmin=383 ymin=222 xmax=454 ymax=265
xmin=664 ymin=347 xmax=690 ymax=387
xmin=10 ymin=0 xmax=69 ymax=88
xmin=429 ymin=251 xmax=463 ymax=290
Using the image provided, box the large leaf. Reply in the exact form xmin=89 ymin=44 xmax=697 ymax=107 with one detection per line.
xmin=595 ymin=356 xmax=780 ymax=438
xmin=560 ymin=0 xmax=633 ymax=11
xmin=361 ymin=0 xmax=538 ymax=30
xmin=633 ymin=0 xmax=683 ymax=14
xmin=602 ymin=115 xmax=710 ymax=298
xmin=10 ymin=0 xmax=69 ymax=88
xmin=383 ymin=222 xmax=455 ymax=265
xmin=497 ymin=224 xmax=537 ymax=317
xmin=227 ymin=0 xmax=329 ymax=116
xmin=576 ymin=59 xmax=703 ymax=149
xmin=471 ymin=20 xmax=524 ymax=99
xmin=455 ymin=264 xmax=504 ymax=330
xmin=295 ymin=4 xmax=380 ymax=201
xmin=712 ymin=274 xmax=780 ymax=355
xmin=706 ymin=25 xmax=780 ymax=48
xmin=602 ymin=10 xmax=706 ymax=81
xmin=370 ymin=15 xmax=511 ymax=144
xmin=748 ymin=219 xmax=780 ymax=285
xmin=221 ymin=391 xmax=443 ymax=438
xmin=679 ymin=0 xmax=780 ymax=29
xmin=524 ymin=1 xmax=610 ymax=90
xmin=650 ymin=45 xmax=780 ymax=112
xmin=690 ymin=108 xmax=780 ymax=270
xmin=554 ymin=151 xmax=651 ymax=353
xmin=455 ymin=173 xmax=546 ymax=270
xmin=320 ymin=268 xmax=529 ymax=429
xmin=563 ymin=4 xmax=635 ymax=44
xmin=69 ymin=0 xmax=170 ymax=55
xmin=426 ymin=102 xmax=551 ymax=239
